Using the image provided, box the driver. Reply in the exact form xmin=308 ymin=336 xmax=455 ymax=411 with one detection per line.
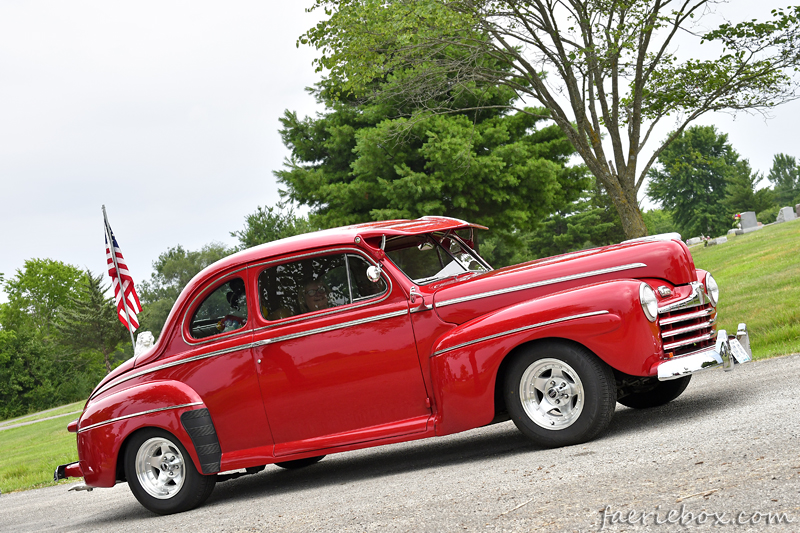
xmin=298 ymin=279 xmax=330 ymax=313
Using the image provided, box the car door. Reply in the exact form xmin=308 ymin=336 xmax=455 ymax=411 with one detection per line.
xmin=250 ymin=249 xmax=431 ymax=456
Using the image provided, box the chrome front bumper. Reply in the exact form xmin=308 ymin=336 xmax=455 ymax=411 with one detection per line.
xmin=657 ymin=323 xmax=752 ymax=381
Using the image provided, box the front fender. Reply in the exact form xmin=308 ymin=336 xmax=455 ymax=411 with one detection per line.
xmin=77 ymin=380 xmax=206 ymax=487
xmin=430 ymin=280 xmax=661 ymax=436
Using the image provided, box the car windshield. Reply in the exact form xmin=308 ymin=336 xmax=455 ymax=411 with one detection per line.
xmin=385 ymin=232 xmax=490 ymax=285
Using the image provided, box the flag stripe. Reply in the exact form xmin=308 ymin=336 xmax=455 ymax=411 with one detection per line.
xmin=105 ymin=218 xmax=141 ymax=333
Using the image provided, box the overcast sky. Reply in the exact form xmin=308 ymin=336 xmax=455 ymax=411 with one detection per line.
xmin=1 ymin=1 xmax=798 ymax=302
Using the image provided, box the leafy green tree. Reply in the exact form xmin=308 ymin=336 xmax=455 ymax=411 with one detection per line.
xmin=642 ymin=209 xmax=677 ymax=235
xmin=767 ymin=153 xmax=800 ymax=206
xmin=277 ymin=82 xmax=589 ymax=233
xmin=0 ymin=259 xmax=85 ymax=336
xmin=302 ymin=1 xmax=800 ymax=238
xmin=231 ymin=201 xmax=315 ymax=249
xmin=0 ymin=330 xmax=52 ymax=418
xmin=138 ymin=243 xmax=232 ymax=338
xmin=724 ymin=160 xmax=775 ymax=216
xmin=647 ymin=126 xmax=741 ymax=239
xmin=53 ymin=271 xmax=130 ymax=374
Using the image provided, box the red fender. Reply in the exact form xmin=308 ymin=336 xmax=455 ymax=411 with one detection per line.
xmin=430 ymin=280 xmax=662 ymax=436
xmin=77 ymin=380 xmax=206 ymax=487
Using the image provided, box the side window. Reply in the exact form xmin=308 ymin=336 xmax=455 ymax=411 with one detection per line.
xmin=258 ymin=253 xmax=387 ymax=321
xmin=189 ymin=278 xmax=248 ymax=340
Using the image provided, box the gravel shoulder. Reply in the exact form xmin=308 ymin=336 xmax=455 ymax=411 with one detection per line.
xmin=3 ymin=354 xmax=799 ymax=532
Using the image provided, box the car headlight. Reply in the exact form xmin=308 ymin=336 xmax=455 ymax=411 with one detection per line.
xmin=704 ymin=272 xmax=719 ymax=306
xmin=640 ymin=283 xmax=658 ymax=322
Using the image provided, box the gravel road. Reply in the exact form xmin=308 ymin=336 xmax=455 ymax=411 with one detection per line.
xmin=3 ymin=354 xmax=799 ymax=533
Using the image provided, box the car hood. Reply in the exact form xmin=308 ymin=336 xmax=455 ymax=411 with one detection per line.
xmin=431 ymin=237 xmax=695 ymax=325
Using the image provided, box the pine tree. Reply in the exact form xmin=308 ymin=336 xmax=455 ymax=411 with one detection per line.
xmin=54 ymin=271 xmax=129 ymax=374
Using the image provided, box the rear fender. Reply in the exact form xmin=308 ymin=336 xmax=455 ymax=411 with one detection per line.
xmin=430 ymin=280 xmax=661 ymax=436
xmin=77 ymin=380 xmax=208 ymax=487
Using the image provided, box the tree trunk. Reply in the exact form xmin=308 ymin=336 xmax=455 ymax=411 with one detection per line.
xmin=604 ymin=180 xmax=648 ymax=239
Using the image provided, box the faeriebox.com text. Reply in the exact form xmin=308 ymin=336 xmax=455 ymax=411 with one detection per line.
xmin=599 ymin=504 xmax=794 ymax=529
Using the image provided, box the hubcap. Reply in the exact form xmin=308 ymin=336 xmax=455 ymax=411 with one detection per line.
xmin=519 ymin=358 xmax=584 ymax=430
xmin=135 ymin=437 xmax=186 ymax=499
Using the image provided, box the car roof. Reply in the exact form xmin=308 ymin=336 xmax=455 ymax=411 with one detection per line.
xmin=176 ymin=216 xmax=486 ymax=303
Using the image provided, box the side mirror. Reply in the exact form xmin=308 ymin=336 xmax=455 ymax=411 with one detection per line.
xmin=366 ymin=265 xmax=382 ymax=283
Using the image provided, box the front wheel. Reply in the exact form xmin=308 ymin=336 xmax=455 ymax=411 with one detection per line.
xmin=124 ymin=428 xmax=216 ymax=515
xmin=504 ymin=342 xmax=616 ymax=448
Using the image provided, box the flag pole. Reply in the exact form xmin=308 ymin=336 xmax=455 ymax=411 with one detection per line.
xmin=103 ymin=205 xmax=137 ymax=352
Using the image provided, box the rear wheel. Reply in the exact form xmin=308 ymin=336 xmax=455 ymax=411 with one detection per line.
xmin=618 ymin=376 xmax=691 ymax=409
xmin=274 ymin=455 xmax=326 ymax=470
xmin=504 ymin=342 xmax=616 ymax=448
xmin=124 ymin=428 xmax=216 ymax=515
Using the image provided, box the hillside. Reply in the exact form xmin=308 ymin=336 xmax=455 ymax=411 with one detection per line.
xmin=690 ymin=218 xmax=800 ymax=359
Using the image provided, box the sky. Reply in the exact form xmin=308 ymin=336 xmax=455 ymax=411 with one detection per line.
xmin=1 ymin=1 xmax=798 ymax=300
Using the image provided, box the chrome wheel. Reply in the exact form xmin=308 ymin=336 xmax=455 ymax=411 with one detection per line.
xmin=519 ymin=358 xmax=585 ymax=430
xmin=135 ymin=437 xmax=186 ymax=499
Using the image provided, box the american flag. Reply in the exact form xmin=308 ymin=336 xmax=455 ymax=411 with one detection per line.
xmin=104 ymin=219 xmax=142 ymax=332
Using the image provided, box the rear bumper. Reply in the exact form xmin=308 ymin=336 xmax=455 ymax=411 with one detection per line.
xmin=54 ymin=461 xmax=83 ymax=482
xmin=656 ymin=323 xmax=752 ymax=381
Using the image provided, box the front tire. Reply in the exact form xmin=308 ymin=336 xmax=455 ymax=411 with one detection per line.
xmin=618 ymin=376 xmax=691 ymax=409
xmin=124 ymin=428 xmax=216 ymax=515
xmin=504 ymin=341 xmax=616 ymax=448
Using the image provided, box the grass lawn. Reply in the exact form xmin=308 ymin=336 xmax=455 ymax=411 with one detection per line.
xmin=690 ymin=218 xmax=800 ymax=359
xmin=0 ymin=415 xmax=80 ymax=494
xmin=0 ymin=401 xmax=84 ymax=427
xmin=2 ymin=219 xmax=797 ymax=494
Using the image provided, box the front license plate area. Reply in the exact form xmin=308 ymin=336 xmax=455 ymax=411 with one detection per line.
xmin=729 ymin=338 xmax=751 ymax=364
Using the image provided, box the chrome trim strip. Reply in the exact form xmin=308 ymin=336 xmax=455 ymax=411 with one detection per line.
xmin=435 ymin=264 xmax=647 ymax=308
xmin=254 ymin=310 xmax=408 ymax=346
xmin=432 ymin=311 xmax=609 ymax=356
xmin=658 ymin=308 xmax=713 ymax=325
xmin=77 ymin=402 xmax=203 ymax=433
xmin=660 ymin=320 xmax=716 ymax=338
xmin=91 ymin=343 xmax=259 ymax=399
xmin=663 ymin=332 xmax=716 ymax=351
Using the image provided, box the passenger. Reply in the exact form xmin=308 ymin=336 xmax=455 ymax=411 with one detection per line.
xmin=299 ymin=279 xmax=330 ymax=313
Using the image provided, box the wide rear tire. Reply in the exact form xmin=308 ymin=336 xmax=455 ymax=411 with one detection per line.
xmin=504 ymin=342 xmax=616 ymax=448
xmin=124 ymin=428 xmax=216 ymax=515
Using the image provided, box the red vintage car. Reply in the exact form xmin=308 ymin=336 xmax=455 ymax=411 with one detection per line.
xmin=55 ymin=217 xmax=751 ymax=514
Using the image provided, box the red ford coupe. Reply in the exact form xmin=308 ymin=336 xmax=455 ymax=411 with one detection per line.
xmin=56 ymin=217 xmax=751 ymax=514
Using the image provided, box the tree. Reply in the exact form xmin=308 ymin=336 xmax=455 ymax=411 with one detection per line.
xmin=231 ymin=201 xmax=315 ymax=249
xmin=767 ymin=153 xmax=800 ymax=206
xmin=53 ymin=271 xmax=130 ymax=374
xmin=302 ymin=1 xmax=800 ymax=238
xmin=642 ymin=209 xmax=677 ymax=235
xmin=277 ymin=82 xmax=590 ymax=233
xmin=647 ymin=126 xmax=741 ymax=239
xmin=0 ymin=259 xmax=85 ymax=336
xmin=138 ymin=243 xmax=232 ymax=338
xmin=724 ymin=160 xmax=775 ymax=216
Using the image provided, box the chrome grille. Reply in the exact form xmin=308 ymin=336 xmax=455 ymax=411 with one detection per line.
xmin=659 ymin=304 xmax=715 ymax=356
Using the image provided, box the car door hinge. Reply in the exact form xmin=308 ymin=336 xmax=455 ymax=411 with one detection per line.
xmin=425 ymin=398 xmax=431 ymax=408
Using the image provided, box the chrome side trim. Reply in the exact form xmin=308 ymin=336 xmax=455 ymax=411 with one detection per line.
xmin=254 ymin=309 xmax=408 ymax=346
xmin=435 ymin=264 xmax=647 ymax=308
xmin=432 ymin=311 xmax=609 ymax=356
xmin=91 ymin=343 xmax=259 ymax=399
xmin=77 ymin=402 xmax=203 ymax=434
